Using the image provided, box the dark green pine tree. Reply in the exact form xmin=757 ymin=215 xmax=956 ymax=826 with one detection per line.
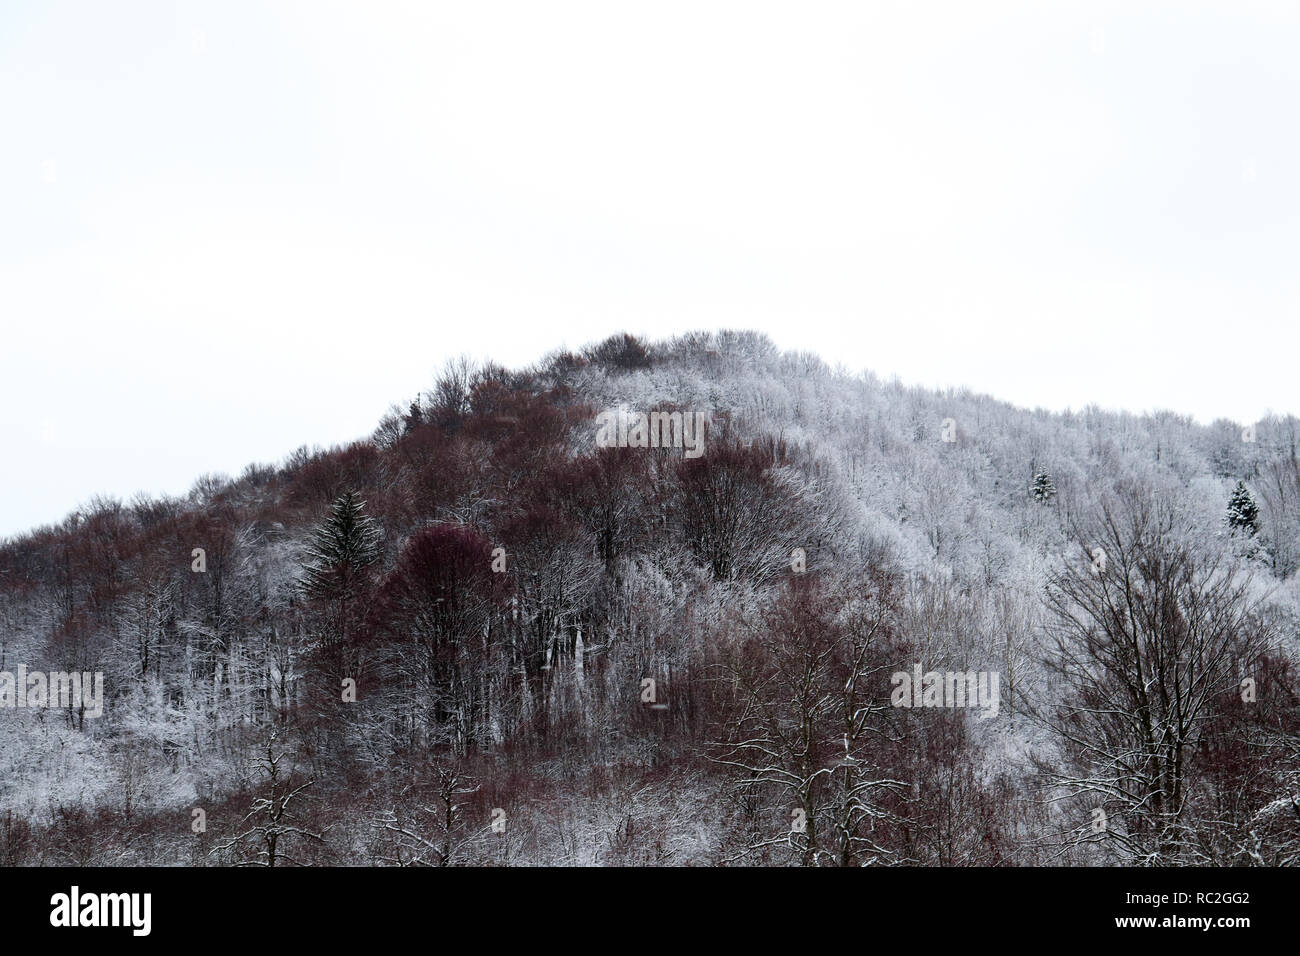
xmin=301 ymin=491 xmax=382 ymax=653
xmin=302 ymin=491 xmax=381 ymax=597
xmin=1226 ymin=481 xmax=1261 ymax=536
xmin=1031 ymin=471 xmax=1056 ymax=503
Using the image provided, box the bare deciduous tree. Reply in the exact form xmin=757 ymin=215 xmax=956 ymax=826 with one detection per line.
xmin=1038 ymin=482 xmax=1271 ymax=863
xmin=714 ymin=574 xmax=904 ymax=866
xmin=213 ymin=734 xmax=325 ymax=867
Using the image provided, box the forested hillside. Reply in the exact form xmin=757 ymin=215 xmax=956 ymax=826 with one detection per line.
xmin=2 ymin=330 xmax=1298 ymax=866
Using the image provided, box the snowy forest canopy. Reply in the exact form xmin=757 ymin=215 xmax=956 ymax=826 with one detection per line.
xmin=1 ymin=330 xmax=1298 ymax=866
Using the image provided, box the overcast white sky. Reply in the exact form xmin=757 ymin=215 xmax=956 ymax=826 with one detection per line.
xmin=2 ymin=0 xmax=1298 ymax=537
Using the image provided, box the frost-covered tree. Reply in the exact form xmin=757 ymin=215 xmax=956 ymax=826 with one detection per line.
xmin=371 ymin=765 xmax=481 ymax=866
xmin=212 ymin=734 xmax=325 ymax=867
xmin=1257 ymin=457 xmax=1300 ymax=576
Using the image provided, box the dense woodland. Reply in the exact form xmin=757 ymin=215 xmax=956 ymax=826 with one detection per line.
xmin=2 ymin=330 xmax=1298 ymax=866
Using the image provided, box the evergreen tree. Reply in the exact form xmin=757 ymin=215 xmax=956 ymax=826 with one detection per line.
xmin=1031 ymin=471 xmax=1056 ymax=503
xmin=1226 ymin=480 xmax=1261 ymax=536
xmin=302 ymin=491 xmax=382 ymax=598
xmin=301 ymin=492 xmax=382 ymax=661
xmin=403 ymin=399 xmax=424 ymax=434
